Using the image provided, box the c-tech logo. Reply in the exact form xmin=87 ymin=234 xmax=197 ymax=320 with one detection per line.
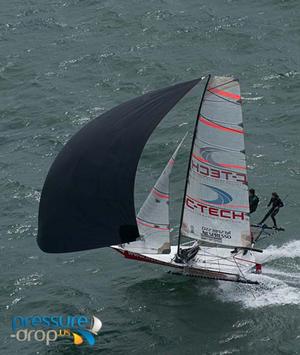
xmin=202 ymin=184 xmax=233 ymax=205
xmin=10 ymin=315 xmax=102 ymax=346
xmin=199 ymin=146 xmax=224 ymax=167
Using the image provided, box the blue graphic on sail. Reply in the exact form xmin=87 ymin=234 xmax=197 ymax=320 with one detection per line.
xmin=199 ymin=146 xmax=223 ymax=166
xmin=202 ymin=184 xmax=233 ymax=205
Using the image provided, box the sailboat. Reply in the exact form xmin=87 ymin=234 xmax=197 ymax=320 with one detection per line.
xmin=37 ymin=75 xmax=265 ymax=284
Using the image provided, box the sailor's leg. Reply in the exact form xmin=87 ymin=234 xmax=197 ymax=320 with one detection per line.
xmin=271 ymin=208 xmax=279 ymax=228
xmin=259 ymin=209 xmax=273 ymax=224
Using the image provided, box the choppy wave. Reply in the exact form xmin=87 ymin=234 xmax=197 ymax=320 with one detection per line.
xmin=258 ymin=239 xmax=300 ymax=263
xmin=217 ymin=240 xmax=300 ymax=308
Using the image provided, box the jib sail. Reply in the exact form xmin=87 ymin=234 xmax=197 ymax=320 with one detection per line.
xmin=124 ymin=136 xmax=186 ymax=254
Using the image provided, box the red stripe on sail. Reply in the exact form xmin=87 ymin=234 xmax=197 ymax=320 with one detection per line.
xmin=137 ymin=219 xmax=169 ymax=231
xmin=192 ymin=154 xmax=208 ymax=164
xmin=167 ymin=158 xmax=175 ymax=167
xmin=199 ymin=116 xmax=244 ymax=135
xmin=192 ymin=153 xmax=246 ymax=170
xmin=209 ymin=88 xmax=241 ymax=100
xmin=152 ymin=188 xmax=169 ymax=199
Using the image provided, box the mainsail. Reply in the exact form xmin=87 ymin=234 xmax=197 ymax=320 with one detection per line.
xmin=124 ymin=136 xmax=186 ymax=254
xmin=37 ymin=78 xmax=201 ymax=253
xmin=180 ymin=76 xmax=251 ymax=248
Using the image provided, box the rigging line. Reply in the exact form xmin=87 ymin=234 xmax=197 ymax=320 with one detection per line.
xmin=233 ymin=257 xmax=257 ymax=299
xmin=282 ymin=193 xmax=289 ymax=204
xmin=199 ymin=250 xmax=236 ymax=264
xmin=254 ymin=227 xmax=275 ymax=242
xmin=199 ymin=251 xmax=247 ymax=265
xmin=217 ymin=244 xmax=221 ymax=273
xmin=197 ymin=249 xmax=235 ymax=265
xmin=199 ymin=246 xmax=256 ymax=265
xmin=177 ymin=75 xmax=211 ymax=255
xmin=202 ymin=249 xmax=255 ymax=268
xmin=182 ymin=233 xmax=258 ymax=255
xmin=197 ymin=247 xmax=246 ymax=264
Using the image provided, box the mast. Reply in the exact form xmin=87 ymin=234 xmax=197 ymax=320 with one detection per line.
xmin=177 ymin=75 xmax=211 ymax=255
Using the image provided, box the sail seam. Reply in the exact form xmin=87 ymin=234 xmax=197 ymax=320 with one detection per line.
xmin=208 ymin=79 xmax=238 ymax=91
xmin=209 ymin=88 xmax=241 ymax=101
xmin=200 ymin=113 xmax=243 ymax=127
xmin=191 ymin=152 xmax=246 ymax=171
xmin=206 ymin=90 xmax=241 ymax=105
xmin=136 ymin=216 xmax=169 ymax=227
xmin=195 ymin=138 xmax=244 ymax=154
xmin=199 ymin=116 xmax=244 ymax=135
xmin=136 ymin=220 xmax=169 ymax=231
xmin=152 ymin=187 xmax=169 ymax=199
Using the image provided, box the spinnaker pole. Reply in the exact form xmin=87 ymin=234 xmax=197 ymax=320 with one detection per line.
xmin=176 ymin=75 xmax=211 ymax=256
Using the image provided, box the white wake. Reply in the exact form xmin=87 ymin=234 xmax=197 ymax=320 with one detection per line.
xmin=257 ymin=239 xmax=300 ymax=264
xmin=216 ymin=240 xmax=300 ymax=308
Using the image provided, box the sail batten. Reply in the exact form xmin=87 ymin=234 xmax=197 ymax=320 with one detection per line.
xmin=180 ymin=76 xmax=251 ymax=249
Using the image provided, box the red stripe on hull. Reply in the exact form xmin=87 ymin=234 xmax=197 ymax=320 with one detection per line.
xmin=121 ymin=249 xmax=183 ymax=268
xmin=111 ymin=248 xmax=258 ymax=284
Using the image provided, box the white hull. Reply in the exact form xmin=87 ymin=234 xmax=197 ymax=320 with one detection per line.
xmin=112 ymin=244 xmax=260 ymax=284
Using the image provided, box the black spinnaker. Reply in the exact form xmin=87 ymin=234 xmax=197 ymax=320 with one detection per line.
xmin=37 ymin=78 xmax=201 ymax=253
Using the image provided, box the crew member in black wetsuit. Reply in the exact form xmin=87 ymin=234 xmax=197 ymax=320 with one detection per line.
xmin=249 ymin=188 xmax=259 ymax=214
xmin=259 ymin=192 xmax=284 ymax=228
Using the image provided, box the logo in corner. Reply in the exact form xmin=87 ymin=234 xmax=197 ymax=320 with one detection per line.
xmin=10 ymin=314 xmax=102 ymax=346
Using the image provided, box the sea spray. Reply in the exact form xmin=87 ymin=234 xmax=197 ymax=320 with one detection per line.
xmin=216 ymin=239 xmax=300 ymax=308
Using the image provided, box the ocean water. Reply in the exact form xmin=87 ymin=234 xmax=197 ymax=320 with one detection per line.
xmin=1 ymin=0 xmax=300 ymax=354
